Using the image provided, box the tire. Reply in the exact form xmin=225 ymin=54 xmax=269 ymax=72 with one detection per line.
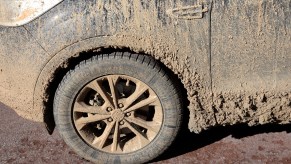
xmin=53 ymin=52 xmax=183 ymax=163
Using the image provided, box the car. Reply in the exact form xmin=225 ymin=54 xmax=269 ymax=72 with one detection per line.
xmin=0 ymin=0 xmax=290 ymax=163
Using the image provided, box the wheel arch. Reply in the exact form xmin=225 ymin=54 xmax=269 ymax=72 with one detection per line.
xmin=34 ymin=35 xmax=193 ymax=134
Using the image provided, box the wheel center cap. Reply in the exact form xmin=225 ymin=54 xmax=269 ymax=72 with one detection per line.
xmin=111 ymin=109 xmax=124 ymax=122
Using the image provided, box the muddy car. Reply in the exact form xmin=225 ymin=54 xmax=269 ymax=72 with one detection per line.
xmin=0 ymin=0 xmax=290 ymax=163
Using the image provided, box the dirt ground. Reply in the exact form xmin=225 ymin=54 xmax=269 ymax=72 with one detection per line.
xmin=1 ymin=102 xmax=291 ymax=164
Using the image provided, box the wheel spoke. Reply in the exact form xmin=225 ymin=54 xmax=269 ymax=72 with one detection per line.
xmin=74 ymin=102 xmax=108 ymax=115
xmin=125 ymin=117 xmax=160 ymax=133
xmin=124 ymin=96 xmax=158 ymax=113
xmin=107 ymin=75 xmax=119 ymax=109
xmin=92 ymin=121 xmax=116 ymax=149
xmin=75 ymin=115 xmax=110 ymax=130
xmin=111 ymin=122 xmax=120 ymax=152
xmin=87 ymin=80 xmax=114 ymax=108
xmin=124 ymin=120 xmax=149 ymax=146
xmin=122 ymin=82 xmax=148 ymax=111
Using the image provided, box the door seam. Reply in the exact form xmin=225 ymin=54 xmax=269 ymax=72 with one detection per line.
xmin=207 ymin=0 xmax=218 ymax=124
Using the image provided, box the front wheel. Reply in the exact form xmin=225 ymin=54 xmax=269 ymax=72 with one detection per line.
xmin=53 ymin=52 xmax=183 ymax=163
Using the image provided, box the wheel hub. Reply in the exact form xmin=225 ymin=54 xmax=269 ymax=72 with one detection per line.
xmin=111 ymin=109 xmax=124 ymax=122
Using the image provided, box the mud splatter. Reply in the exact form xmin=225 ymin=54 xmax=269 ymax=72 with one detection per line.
xmin=0 ymin=0 xmax=290 ymax=134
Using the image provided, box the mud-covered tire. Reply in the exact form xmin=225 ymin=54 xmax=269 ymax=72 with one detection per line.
xmin=53 ymin=52 xmax=183 ymax=163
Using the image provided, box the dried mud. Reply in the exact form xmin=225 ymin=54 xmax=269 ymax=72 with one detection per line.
xmin=213 ymin=92 xmax=291 ymax=126
xmin=31 ymin=0 xmax=215 ymax=133
xmin=0 ymin=0 xmax=290 ymax=133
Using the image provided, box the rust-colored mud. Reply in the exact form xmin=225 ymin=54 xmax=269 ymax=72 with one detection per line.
xmin=0 ymin=102 xmax=90 ymax=163
xmin=1 ymin=102 xmax=291 ymax=163
xmin=154 ymin=125 xmax=291 ymax=163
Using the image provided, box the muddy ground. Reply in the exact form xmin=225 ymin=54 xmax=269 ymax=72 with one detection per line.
xmin=1 ymin=102 xmax=291 ymax=164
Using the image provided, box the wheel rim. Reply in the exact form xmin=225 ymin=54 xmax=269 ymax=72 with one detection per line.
xmin=72 ymin=75 xmax=163 ymax=154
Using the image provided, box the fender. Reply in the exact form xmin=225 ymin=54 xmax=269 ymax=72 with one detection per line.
xmin=33 ymin=33 xmax=215 ymax=134
xmin=32 ymin=35 xmax=168 ymax=133
xmin=0 ymin=0 xmax=63 ymax=27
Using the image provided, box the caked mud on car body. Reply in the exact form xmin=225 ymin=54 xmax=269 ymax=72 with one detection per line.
xmin=0 ymin=0 xmax=290 ymax=163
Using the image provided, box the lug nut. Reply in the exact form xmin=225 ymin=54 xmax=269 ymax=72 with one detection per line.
xmin=106 ymin=107 xmax=113 ymax=112
xmin=126 ymin=112 xmax=131 ymax=117
xmin=119 ymin=121 xmax=124 ymax=125
xmin=108 ymin=118 xmax=113 ymax=122
xmin=118 ymin=103 xmax=124 ymax=108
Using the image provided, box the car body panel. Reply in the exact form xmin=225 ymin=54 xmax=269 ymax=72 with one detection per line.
xmin=211 ymin=0 xmax=291 ymax=126
xmin=0 ymin=0 xmax=290 ymax=133
xmin=212 ymin=0 xmax=291 ymax=92
xmin=0 ymin=0 xmax=63 ymax=26
xmin=0 ymin=27 xmax=48 ymax=121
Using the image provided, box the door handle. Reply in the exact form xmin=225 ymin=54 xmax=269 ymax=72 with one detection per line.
xmin=167 ymin=5 xmax=208 ymax=19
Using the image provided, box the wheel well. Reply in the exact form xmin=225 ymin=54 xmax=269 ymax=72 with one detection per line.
xmin=44 ymin=47 xmax=189 ymax=134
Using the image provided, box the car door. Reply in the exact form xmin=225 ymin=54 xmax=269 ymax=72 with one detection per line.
xmin=211 ymin=0 xmax=291 ymax=123
xmin=212 ymin=0 xmax=291 ymax=92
